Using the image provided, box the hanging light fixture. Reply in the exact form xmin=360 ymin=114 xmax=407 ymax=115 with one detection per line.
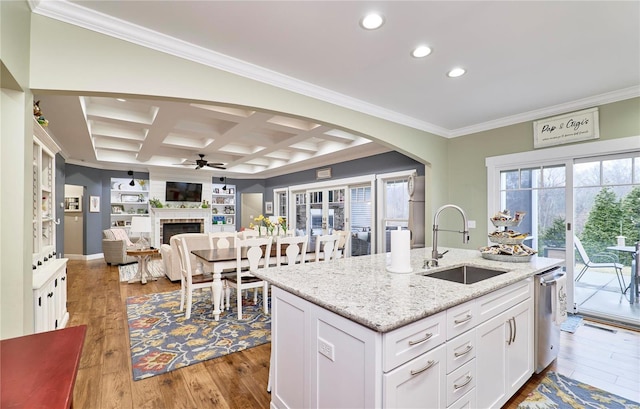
xmin=128 ymin=170 xmax=135 ymax=186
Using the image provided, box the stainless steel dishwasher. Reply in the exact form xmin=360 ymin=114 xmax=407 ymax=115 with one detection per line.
xmin=534 ymin=267 xmax=566 ymax=373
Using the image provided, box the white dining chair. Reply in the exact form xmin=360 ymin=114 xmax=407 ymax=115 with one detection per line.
xmin=276 ymin=235 xmax=308 ymax=266
xmin=334 ymin=230 xmax=349 ymax=259
xmin=312 ymin=234 xmax=339 ymax=262
xmin=225 ymin=236 xmax=272 ymax=320
xmin=239 ymin=229 xmax=259 ymax=240
xmin=209 ymin=231 xmax=238 ymax=249
xmin=175 ymin=237 xmax=216 ymax=319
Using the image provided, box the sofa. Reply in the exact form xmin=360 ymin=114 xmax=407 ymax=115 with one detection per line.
xmin=161 ymin=233 xmax=211 ymax=281
xmin=102 ymin=228 xmax=138 ymax=265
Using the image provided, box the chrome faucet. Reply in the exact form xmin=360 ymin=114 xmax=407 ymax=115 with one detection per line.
xmin=430 ymin=204 xmax=470 ymax=266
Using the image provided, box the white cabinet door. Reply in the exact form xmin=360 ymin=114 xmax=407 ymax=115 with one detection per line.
xmin=475 ymin=298 xmax=533 ymax=409
xmin=383 ymin=344 xmax=447 ymax=409
xmin=475 ymin=309 xmax=509 ymax=409
xmin=271 ymin=287 xmax=308 ymax=409
xmin=34 ymin=279 xmax=56 ymax=333
xmin=506 ymin=298 xmax=534 ymax=394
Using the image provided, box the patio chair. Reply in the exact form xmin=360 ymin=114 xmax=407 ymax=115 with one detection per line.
xmin=574 ymin=235 xmax=626 ymax=293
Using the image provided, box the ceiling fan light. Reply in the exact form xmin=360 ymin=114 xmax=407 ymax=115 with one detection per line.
xmin=360 ymin=13 xmax=384 ymax=30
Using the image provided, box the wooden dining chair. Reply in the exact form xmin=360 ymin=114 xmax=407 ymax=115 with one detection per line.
xmin=276 ymin=235 xmax=308 ymax=266
xmin=225 ymin=236 xmax=272 ymax=320
xmin=239 ymin=229 xmax=259 ymax=240
xmin=175 ymin=237 xmax=215 ymax=319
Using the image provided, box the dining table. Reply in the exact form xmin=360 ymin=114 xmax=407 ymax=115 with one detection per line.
xmin=191 ymin=243 xmax=314 ymax=320
xmin=606 ymin=243 xmax=639 ymax=303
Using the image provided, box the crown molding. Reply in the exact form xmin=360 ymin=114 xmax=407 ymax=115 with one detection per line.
xmin=448 ymin=86 xmax=640 ymax=138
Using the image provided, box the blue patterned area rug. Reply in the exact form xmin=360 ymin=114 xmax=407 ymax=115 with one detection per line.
xmin=126 ymin=288 xmax=270 ymax=380
xmin=518 ymin=372 xmax=640 ymax=408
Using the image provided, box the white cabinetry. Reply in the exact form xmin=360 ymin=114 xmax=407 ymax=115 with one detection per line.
xmin=211 ymin=183 xmax=236 ymax=231
xmin=271 ymin=278 xmax=533 ymax=409
xmin=476 ymin=282 xmax=534 ymax=409
xmin=110 ymin=178 xmax=149 ymax=232
xmin=33 ymin=259 xmax=69 ymax=333
xmin=32 ymin=119 xmax=68 ymax=333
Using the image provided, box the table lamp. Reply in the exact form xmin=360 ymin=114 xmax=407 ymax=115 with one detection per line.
xmin=129 ymin=216 xmax=151 ymax=249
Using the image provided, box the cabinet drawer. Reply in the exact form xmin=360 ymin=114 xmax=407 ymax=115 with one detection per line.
xmin=446 ymin=328 xmax=475 ymax=374
xmin=447 ymin=388 xmax=476 ymax=409
xmin=446 ymin=359 xmax=476 ymax=408
xmin=383 ymin=344 xmax=447 ymax=409
xmin=476 ymin=278 xmax=532 ymax=325
xmin=446 ymin=298 xmax=478 ymax=340
xmin=383 ymin=311 xmax=446 ymax=372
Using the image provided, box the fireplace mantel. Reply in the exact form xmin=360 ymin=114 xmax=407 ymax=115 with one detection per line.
xmin=150 ymin=208 xmax=211 ymax=247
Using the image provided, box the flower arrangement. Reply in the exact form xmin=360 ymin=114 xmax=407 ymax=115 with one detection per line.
xmin=149 ymin=198 xmax=163 ymax=208
xmin=278 ymin=216 xmax=288 ymax=235
xmin=138 ymin=179 xmax=147 ymax=190
xmin=250 ymin=214 xmax=273 ymax=236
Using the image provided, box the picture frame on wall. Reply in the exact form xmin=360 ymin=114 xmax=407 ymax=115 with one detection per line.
xmin=89 ymin=196 xmax=100 ymax=212
xmin=265 ymin=201 xmax=273 ymax=214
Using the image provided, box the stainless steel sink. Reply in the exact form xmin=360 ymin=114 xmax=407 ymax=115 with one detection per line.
xmin=421 ymin=265 xmax=508 ymax=284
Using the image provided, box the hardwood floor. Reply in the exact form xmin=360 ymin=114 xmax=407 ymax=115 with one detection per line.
xmin=67 ymin=258 xmax=639 ymax=408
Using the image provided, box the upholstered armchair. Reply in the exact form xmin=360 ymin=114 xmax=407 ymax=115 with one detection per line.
xmin=102 ymin=229 xmax=137 ymax=265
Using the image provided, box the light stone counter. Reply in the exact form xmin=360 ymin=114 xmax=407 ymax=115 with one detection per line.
xmin=253 ymin=247 xmax=564 ymax=333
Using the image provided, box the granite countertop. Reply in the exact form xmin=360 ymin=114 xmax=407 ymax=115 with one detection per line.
xmin=253 ymin=247 xmax=564 ymax=333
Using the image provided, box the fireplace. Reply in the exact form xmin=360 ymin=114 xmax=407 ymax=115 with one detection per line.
xmin=160 ymin=218 xmax=205 ymax=245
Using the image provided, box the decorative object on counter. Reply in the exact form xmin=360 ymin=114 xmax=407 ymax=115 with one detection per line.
xmin=149 ymin=198 xmax=163 ymax=208
xmin=387 ymin=227 xmax=412 ymax=273
xmin=516 ymin=371 xmax=638 ymax=408
xmin=201 ymin=200 xmax=209 ymax=208
xmin=126 ymin=288 xmax=270 ymax=380
xmin=483 ymin=210 xmax=536 ymax=262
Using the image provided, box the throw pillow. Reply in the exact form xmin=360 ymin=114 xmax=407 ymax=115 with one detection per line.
xmin=110 ymin=228 xmax=134 ymax=247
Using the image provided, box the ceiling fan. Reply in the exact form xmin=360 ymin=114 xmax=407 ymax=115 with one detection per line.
xmin=179 ymin=154 xmax=226 ymax=170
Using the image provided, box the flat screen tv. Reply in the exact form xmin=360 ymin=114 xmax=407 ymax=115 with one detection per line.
xmin=165 ymin=181 xmax=203 ymax=202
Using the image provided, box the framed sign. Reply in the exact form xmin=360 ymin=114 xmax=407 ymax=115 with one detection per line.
xmin=533 ymin=108 xmax=599 ymax=149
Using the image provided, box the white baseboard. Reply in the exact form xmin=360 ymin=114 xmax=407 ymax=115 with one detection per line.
xmin=64 ymin=253 xmax=104 ymax=261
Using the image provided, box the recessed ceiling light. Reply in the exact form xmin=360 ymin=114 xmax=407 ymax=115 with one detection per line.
xmin=360 ymin=13 xmax=384 ymax=30
xmin=116 ymin=98 xmax=127 ymax=102
xmin=447 ymin=67 xmax=466 ymax=78
xmin=411 ymin=45 xmax=432 ymax=58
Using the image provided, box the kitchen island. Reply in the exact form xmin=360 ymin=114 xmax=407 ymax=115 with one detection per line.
xmin=253 ymin=247 xmax=564 ymax=409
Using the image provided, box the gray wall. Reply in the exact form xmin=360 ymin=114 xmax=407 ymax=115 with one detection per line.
xmin=63 ymin=151 xmax=420 ymax=255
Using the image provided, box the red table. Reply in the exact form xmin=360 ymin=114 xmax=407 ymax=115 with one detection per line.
xmin=1 ymin=325 xmax=87 ymax=408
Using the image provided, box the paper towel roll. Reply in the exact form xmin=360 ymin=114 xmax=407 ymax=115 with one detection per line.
xmin=387 ymin=229 xmax=412 ymax=273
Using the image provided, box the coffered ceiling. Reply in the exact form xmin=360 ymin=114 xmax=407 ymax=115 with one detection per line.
xmin=29 ymin=1 xmax=640 ymax=178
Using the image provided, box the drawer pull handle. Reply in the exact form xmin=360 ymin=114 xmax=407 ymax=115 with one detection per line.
xmin=410 ymin=360 xmax=436 ymax=376
xmin=454 ymin=345 xmax=473 ymax=357
xmin=454 ymin=375 xmax=473 ymax=390
xmin=408 ymin=332 xmax=433 ymax=346
xmin=454 ymin=314 xmax=472 ymax=324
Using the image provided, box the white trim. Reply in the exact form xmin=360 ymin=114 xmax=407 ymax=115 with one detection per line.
xmin=486 ymin=135 xmax=640 ymax=168
xmin=289 ymin=174 xmax=375 ymax=192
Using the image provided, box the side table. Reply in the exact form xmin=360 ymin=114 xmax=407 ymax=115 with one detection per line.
xmin=126 ymin=248 xmax=159 ymax=284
